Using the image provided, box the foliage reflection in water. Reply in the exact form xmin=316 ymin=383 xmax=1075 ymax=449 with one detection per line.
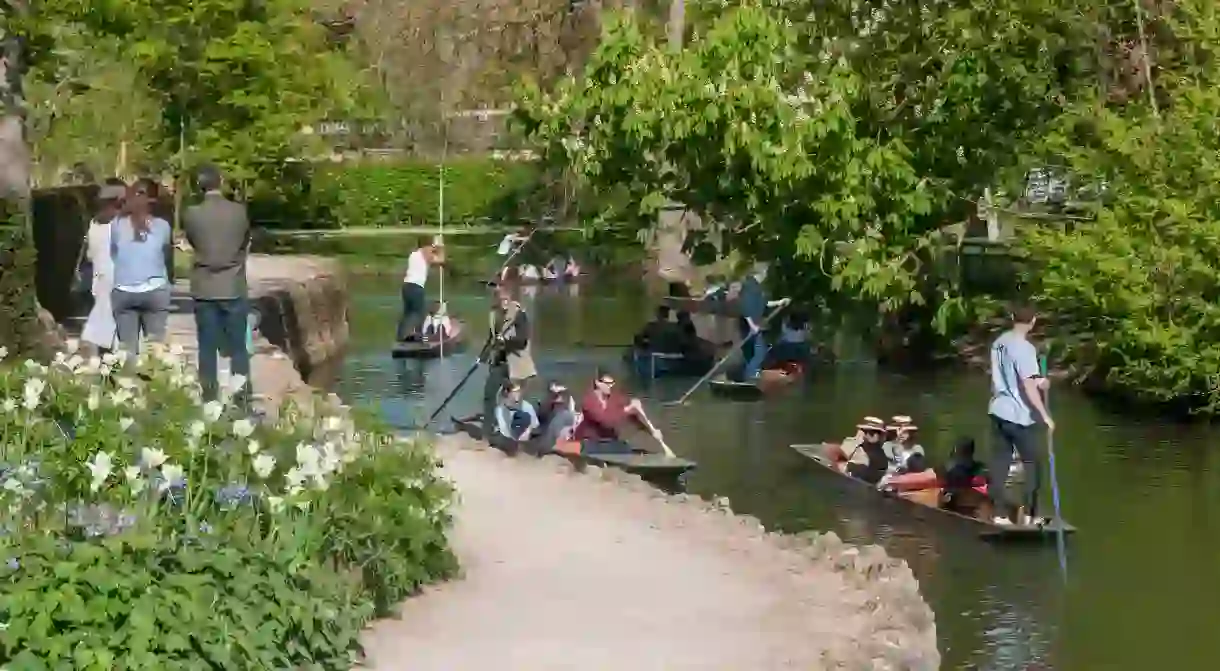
xmin=336 ymin=272 xmax=1220 ymax=671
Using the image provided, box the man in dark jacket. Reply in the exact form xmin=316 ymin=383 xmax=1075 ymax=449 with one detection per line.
xmin=736 ymin=264 xmax=789 ymax=380
xmin=183 ymin=164 xmax=250 ymax=404
xmin=482 ymin=286 xmax=537 ymax=438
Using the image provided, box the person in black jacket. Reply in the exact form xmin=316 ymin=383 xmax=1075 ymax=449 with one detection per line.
xmin=481 ymin=287 xmax=537 ymax=439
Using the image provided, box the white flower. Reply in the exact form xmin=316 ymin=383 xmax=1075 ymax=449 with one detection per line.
xmin=101 ymin=352 xmax=119 ymax=366
xmin=252 ymin=454 xmax=276 ymax=479
xmin=22 ymin=377 xmax=45 ymax=411
xmin=3 ymin=477 xmax=23 ymax=493
xmin=295 ymin=443 xmax=322 ymax=478
xmin=124 ymin=466 xmax=147 ymax=495
xmin=116 ymin=376 xmax=138 ymax=390
xmin=323 ymin=416 xmax=343 ymax=433
xmin=284 ymin=467 xmax=306 ymax=489
xmin=2 ymin=399 xmax=14 ymax=413
xmin=110 ymin=389 xmax=132 ymax=407
xmin=0 ymin=345 xmax=7 ymax=361
xmin=119 ymin=417 xmax=135 ymax=432
xmin=87 ymin=390 xmax=101 ymax=411
xmin=169 ymin=343 xmax=185 ymax=358
xmin=232 ymin=419 xmax=255 ymax=439
xmin=140 ymin=447 xmax=167 ymax=469
xmin=188 ymin=420 xmax=206 ymax=439
xmin=202 ymin=401 xmax=224 ymax=423
xmin=65 ymin=354 xmax=84 ymax=373
xmin=267 ymin=496 xmax=285 ymax=512
xmin=311 ymin=474 xmax=330 ymax=491
xmin=224 ymin=374 xmax=248 ymax=397
xmin=158 ymin=463 xmax=184 ymax=492
xmin=65 ymin=338 xmax=80 ymax=354
xmin=100 ymin=364 xmax=113 ymax=377
xmin=246 ymin=439 xmax=261 ymax=455
xmin=86 ymin=451 xmax=114 ymax=492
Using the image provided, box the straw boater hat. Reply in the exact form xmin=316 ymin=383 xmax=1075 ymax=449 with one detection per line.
xmin=856 ymin=416 xmax=886 ymax=432
xmin=888 ymin=415 xmax=918 ymax=432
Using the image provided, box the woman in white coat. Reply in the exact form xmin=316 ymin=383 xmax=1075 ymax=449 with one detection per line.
xmin=79 ymin=182 xmax=126 ymax=352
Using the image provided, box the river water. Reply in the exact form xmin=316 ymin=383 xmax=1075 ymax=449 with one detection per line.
xmin=333 ymin=271 xmax=1220 ymax=670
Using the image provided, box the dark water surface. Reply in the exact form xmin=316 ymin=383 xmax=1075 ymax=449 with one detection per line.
xmin=334 ymin=272 xmax=1220 ymax=670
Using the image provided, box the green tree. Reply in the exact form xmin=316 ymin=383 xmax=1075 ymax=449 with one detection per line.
xmin=24 ymin=0 xmax=368 ymax=181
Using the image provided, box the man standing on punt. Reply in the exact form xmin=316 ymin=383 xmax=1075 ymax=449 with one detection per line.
xmin=736 ymin=263 xmax=789 ymax=381
xmin=987 ymin=305 xmax=1054 ymax=526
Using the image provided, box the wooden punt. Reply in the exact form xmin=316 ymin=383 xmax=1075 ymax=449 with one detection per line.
xmin=450 ymin=415 xmax=697 ymax=480
xmin=790 ymin=442 xmax=1077 ymax=541
xmin=623 ymin=347 xmax=714 ymax=379
xmin=708 ymin=368 xmax=801 ymax=401
xmin=391 ymin=321 xmax=466 ymax=359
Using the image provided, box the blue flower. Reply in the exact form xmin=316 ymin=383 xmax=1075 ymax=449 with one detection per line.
xmin=216 ymin=483 xmax=253 ymax=508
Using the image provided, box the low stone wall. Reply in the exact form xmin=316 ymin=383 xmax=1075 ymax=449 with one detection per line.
xmin=246 ymin=254 xmax=349 ymax=382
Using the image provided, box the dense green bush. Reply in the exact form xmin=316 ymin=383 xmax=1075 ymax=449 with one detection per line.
xmin=249 ymin=159 xmax=542 ymax=229
xmin=0 ymin=342 xmax=457 ymax=667
xmin=0 ymin=214 xmax=54 ymax=361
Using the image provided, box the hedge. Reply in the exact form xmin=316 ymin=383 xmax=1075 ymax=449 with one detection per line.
xmin=248 ymin=158 xmax=542 ymax=229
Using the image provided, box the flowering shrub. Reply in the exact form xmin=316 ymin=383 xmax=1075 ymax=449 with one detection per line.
xmin=0 ymin=341 xmax=457 ymax=668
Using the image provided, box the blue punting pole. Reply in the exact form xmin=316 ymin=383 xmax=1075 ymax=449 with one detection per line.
xmin=1041 ymin=354 xmax=1068 ymax=583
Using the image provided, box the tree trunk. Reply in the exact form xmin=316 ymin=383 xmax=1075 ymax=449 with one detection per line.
xmin=2 ymin=5 xmax=68 ymax=357
xmin=0 ymin=8 xmax=31 ymax=203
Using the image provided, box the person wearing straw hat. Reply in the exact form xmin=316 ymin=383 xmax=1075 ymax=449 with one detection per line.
xmin=396 ymin=235 xmax=445 ymax=342
xmin=883 ymin=415 xmax=927 ymax=473
xmin=832 ymin=416 xmax=891 ymax=484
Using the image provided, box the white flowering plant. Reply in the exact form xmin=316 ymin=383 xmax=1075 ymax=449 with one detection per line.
xmin=0 ymin=341 xmax=457 ymax=668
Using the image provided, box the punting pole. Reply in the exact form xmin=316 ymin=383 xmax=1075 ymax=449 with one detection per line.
xmin=1042 ymin=354 xmax=1068 ymax=582
xmin=666 ymin=298 xmax=789 ymax=406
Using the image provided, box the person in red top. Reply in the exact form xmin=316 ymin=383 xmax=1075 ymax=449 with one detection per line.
xmin=574 ymin=369 xmax=664 ymax=454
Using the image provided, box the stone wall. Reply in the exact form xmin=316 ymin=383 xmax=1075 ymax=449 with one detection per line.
xmin=246 ymin=254 xmax=349 ymax=382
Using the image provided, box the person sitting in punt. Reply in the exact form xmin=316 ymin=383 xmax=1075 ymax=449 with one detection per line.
xmin=543 ymin=255 xmax=563 ymax=280
xmin=520 ymin=264 xmax=541 ymax=281
xmin=420 ymin=301 xmax=452 ymax=340
xmin=573 ymin=369 xmax=658 ymax=455
xmin=564 ymin=256 xmax=581 ymax=278
xmin=492 ymin=381 xmax=540 ymax=448
xmin=537 ymin=380 xmax=579 ymax=450
xmin=832 ymin=416 xmax=891 ymax=485
xmin=938 ymin=437 xmax=989 ymax=514
xmin=883 ymin=415 xmax=927 ymax=473
xmin=771 ymin=311 xmax=812 ymax=365
xmin=634 ymin=305 xmax=682 ymax=352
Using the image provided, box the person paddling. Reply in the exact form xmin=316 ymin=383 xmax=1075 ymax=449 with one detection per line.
xmin=987 ymin=305 xmax=1054 ymax=526
xmin=573 ymin=369 xmax=667 ymax=455
xmin=397 ymin=236 xmax=445 ymax=342
xmin=482 ymin=287 xmax=537 ymax=438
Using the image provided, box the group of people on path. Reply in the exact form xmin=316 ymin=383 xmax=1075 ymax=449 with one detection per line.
xmin=78 ymin=166 xmax=253 ymax=404
xmin=830 ymin=306 xmax=1054 ymax=527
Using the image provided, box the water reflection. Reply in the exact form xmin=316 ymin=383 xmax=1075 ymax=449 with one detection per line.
xmin=335 ymin=273 xmax=1220 ymax=671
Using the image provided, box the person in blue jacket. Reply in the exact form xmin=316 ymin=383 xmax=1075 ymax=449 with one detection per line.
xmin=736 ymin=264 xmax=789 ymax=380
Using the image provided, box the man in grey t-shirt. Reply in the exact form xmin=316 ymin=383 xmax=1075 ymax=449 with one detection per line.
xmin=987 ymin=306 xmax=1054 ymax=526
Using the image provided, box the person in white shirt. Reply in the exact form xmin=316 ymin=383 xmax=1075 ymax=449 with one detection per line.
xmin=396 ymin=236 xmax=445 ymax=342
xmin=496 ymin=227 xmax=531 ymax=257
xmin=79 ymin=181 xmax=126 ymax=353
xmin=421 ymin=300 xmax=453 ymax=340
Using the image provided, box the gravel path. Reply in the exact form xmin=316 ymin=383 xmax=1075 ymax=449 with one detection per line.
xmin=361 ymin=436 xmax=939 ymax=670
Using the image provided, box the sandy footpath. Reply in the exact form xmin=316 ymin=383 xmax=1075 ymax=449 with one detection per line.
xmin=361 ymin=435 xmax=940 ymax=671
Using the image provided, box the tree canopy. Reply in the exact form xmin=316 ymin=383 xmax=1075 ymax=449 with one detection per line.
xmin=9 ymin=0 xmax=370 ymax=181
xmin=516 ymin=0 xmax=1220 ymax=412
